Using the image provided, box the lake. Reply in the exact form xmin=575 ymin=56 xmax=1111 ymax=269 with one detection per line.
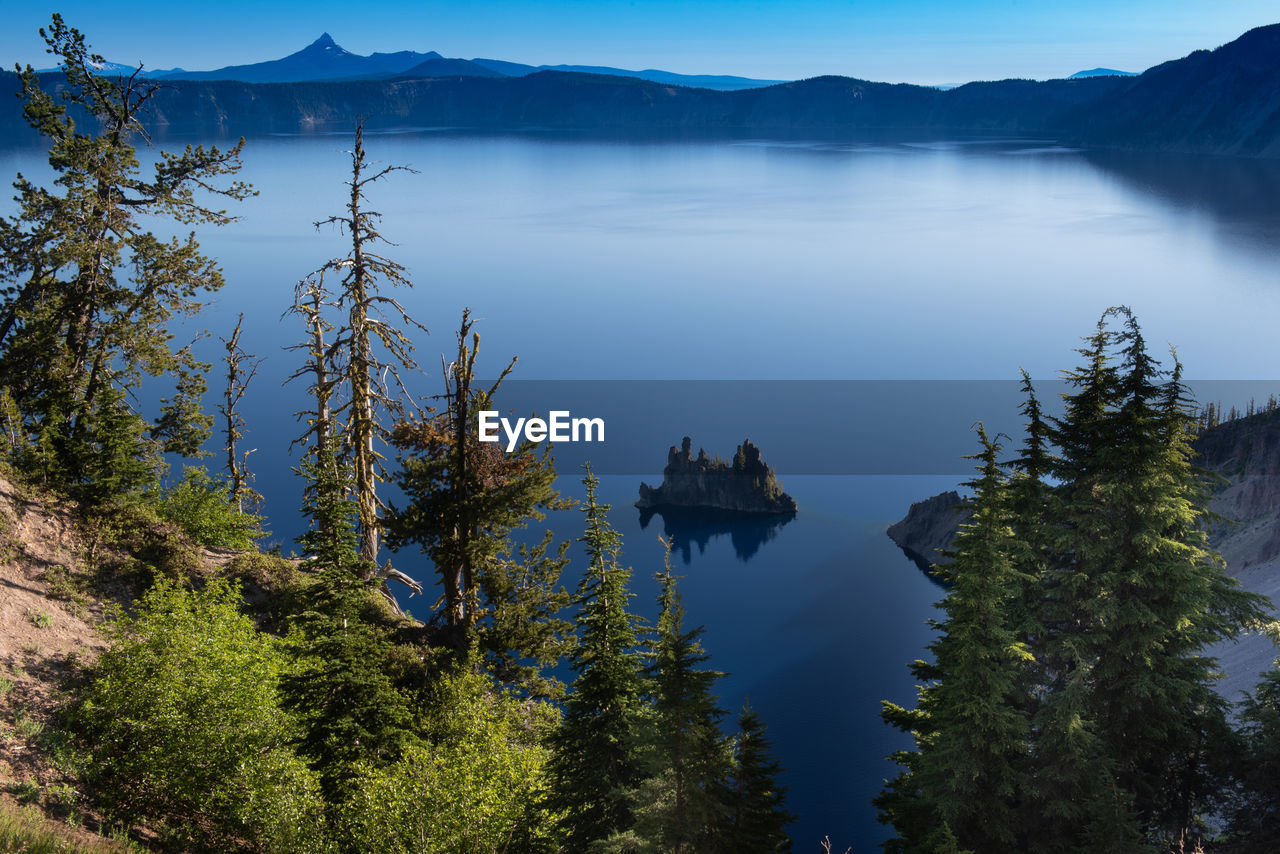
xmin=4 ymin=130 xmax=1280 ymax=848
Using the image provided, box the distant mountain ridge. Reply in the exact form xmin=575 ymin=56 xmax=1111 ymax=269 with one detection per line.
xmin=35 ymin=32 xmax=1137 ymax=91
xmin=1067 ymin=22 xmax=1280 ymax=156
xmin=1068 ymin=68 xmax=1137 ymax=79
xmin=37 ymin=32 xmax=783 ymax=91
xmin=467 ymin=59 xmax=784 ymax=91
xmin=153 ymin=33 xmax=445 ymax=83
xmin=12 ymin=22 xmax=1280 ymax=158
xmin=393 ymin=57 xmax=505 ymax=79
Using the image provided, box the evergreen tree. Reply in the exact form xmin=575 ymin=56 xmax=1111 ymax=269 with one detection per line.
xmin=877 ymin=427 xmax=1032 ymax=854
xmin=1006 ymin=370 xmax=1054 ymax=641
xmin=613 ymin=539 xmax=733 ymax=853
xmin=549 ymin=467 xmax=648 ymax=852
xmin=724 ymin=702 xmax=794 ymax=853
xmin=1031 ymin=308 xmax=1268 ymax=848
xmin=1021 ymin=314 xmax=1140 ymax=853
xmin=479 ymin=531 xmax=572 ymax=698
xmin=0 ymin=15 xmax=250 ymax=499
xmin=281 ymin=445 xmax=414 ymax=800
xmin=386 ymin=308 xmax=570 ymax=695
xmin=1003 ymin=371 xmax=1057 ymax=758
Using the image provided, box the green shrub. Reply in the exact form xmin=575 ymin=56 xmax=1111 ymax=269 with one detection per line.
xmin=14 ymin=707 xmax=44 ymax=739
xmin=45 ymin=781 xmax=79 ymax=819
xmin=225 ymin=551 xmax=296 ymax=591
xmin=338 ymin=667 xmax=559 ymax=853
xmin=42 ymin=726 xmax=87 ymax=778
xmin=155 ymin=465 xmax=266 ymax=551
xmin=79 ymin=503 xmax=200 ymax=590
xmin=10 ymin=779 xmax=41 ymax=804
xmin=43 ymin=564 xmax=89 ymax=616
xmin=73 ymin=577 xmax=330 ymax=852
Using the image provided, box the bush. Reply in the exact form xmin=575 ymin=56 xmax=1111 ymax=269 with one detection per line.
xmin=9 ymin=779 xmax=41 ymax=804
xmin=155 ymin=466 xmax=266 ymax=551
xmin=73 ymin=577 xmax=330 ymax=852
xmin=81 ymin=502 xmax=201 ymax=589
xmin=338 ymin=667 xmax=560 ymax=853
xmin=225 ymin=551 xmax=297 ymax=591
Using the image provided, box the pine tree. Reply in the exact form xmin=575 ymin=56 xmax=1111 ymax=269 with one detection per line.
xmin=625 ymin=539 xmax=734 ymax=852
xmin=878 ymin=309 xmax=1268 ymax=850
xmin=549 ymin=467 xmax=648 ymax=852
xmin=1034 ymin=308 xmax=1268 ymax=848
xmin=280 ymin=444 xmax=413 ymax=800
xmin=877 ymin=426 xmax=1032 ymax=854
xmin=386 ymin=308 xmax=570 ymax=695
xmin=0 ymin=16 xmax=250 ymax=499
xmin=1006 ymin=370 xmax=1054 ymax=636
xmin=724 ymin=702 xmax=794 ymax=853
xmin=1004 ymin=371 xmax=1055 ymax=735
xmin=1023 ymin=313 xmax=1140 ymax=853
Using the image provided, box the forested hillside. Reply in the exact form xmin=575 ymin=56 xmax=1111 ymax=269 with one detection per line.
xmin=6 ymin=23 xmax=1280 ymax=156
xmin=0 ymin=18 xmax=795 ymax=853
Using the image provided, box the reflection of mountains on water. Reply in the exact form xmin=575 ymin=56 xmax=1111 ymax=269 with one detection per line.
xmin=1081 ymin=150 xmax=1280 ymax=256
xmin=637 ymin=507 xmax=796 ymax=564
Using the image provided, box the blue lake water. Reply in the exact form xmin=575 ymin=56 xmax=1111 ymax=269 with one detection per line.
xmin=4 ymin=130 xmax=1280 ymax=848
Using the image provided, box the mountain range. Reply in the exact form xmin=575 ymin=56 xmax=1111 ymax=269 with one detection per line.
xmin=42 ymin=32 xmax=1128 ymax=92
xmin=41 ymin=33 xmax=785 ymax=91
xmin=11 ymin=23 xmax=1280 ymax=158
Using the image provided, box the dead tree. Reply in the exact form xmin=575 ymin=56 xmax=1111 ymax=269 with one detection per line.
xmin=312 ymin=121 xmax=425 ymax=569
xmin=218 ymin=313 xmax=262 ymax=512
xmin=285 ymin=125 xmax=426 ymax=613
xmin=286 ymin=276 xmax=339 ymax=465
xmin=285 ymin=271 xmax=423 ymax=611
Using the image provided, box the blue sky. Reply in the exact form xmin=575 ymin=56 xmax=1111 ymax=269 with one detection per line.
xmin=3 ymin=1 xmax=1277 ymax=85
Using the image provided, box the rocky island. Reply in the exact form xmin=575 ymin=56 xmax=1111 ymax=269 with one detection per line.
xmin=885 ymin=490 xmax=971 ymax=573
xmin=636 ymin=437 xmax=797 ymax=515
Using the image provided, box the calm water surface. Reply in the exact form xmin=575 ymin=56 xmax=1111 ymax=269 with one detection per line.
xmin=4 ymin=132 xmax=1280 ymax=847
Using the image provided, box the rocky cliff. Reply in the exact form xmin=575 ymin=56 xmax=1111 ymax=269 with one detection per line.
xmin=1194 ymin=409 xmax=1280 ymax=699
xmin=885 ymin=490 xmax=971 ymax=573
xmin=636 ymin=437 xmax=797 ymax=515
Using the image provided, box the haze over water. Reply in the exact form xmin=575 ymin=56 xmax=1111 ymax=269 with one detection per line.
xmin=5 ymin=130 xmax=1280 ymax=847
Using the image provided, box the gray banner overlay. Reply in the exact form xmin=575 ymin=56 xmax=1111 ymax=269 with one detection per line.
xmin=473 ymin=380 xmax=1280 ymax=475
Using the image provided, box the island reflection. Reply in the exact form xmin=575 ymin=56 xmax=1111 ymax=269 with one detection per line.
xmin=637 ymin=507 xmax=796 ymax=564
